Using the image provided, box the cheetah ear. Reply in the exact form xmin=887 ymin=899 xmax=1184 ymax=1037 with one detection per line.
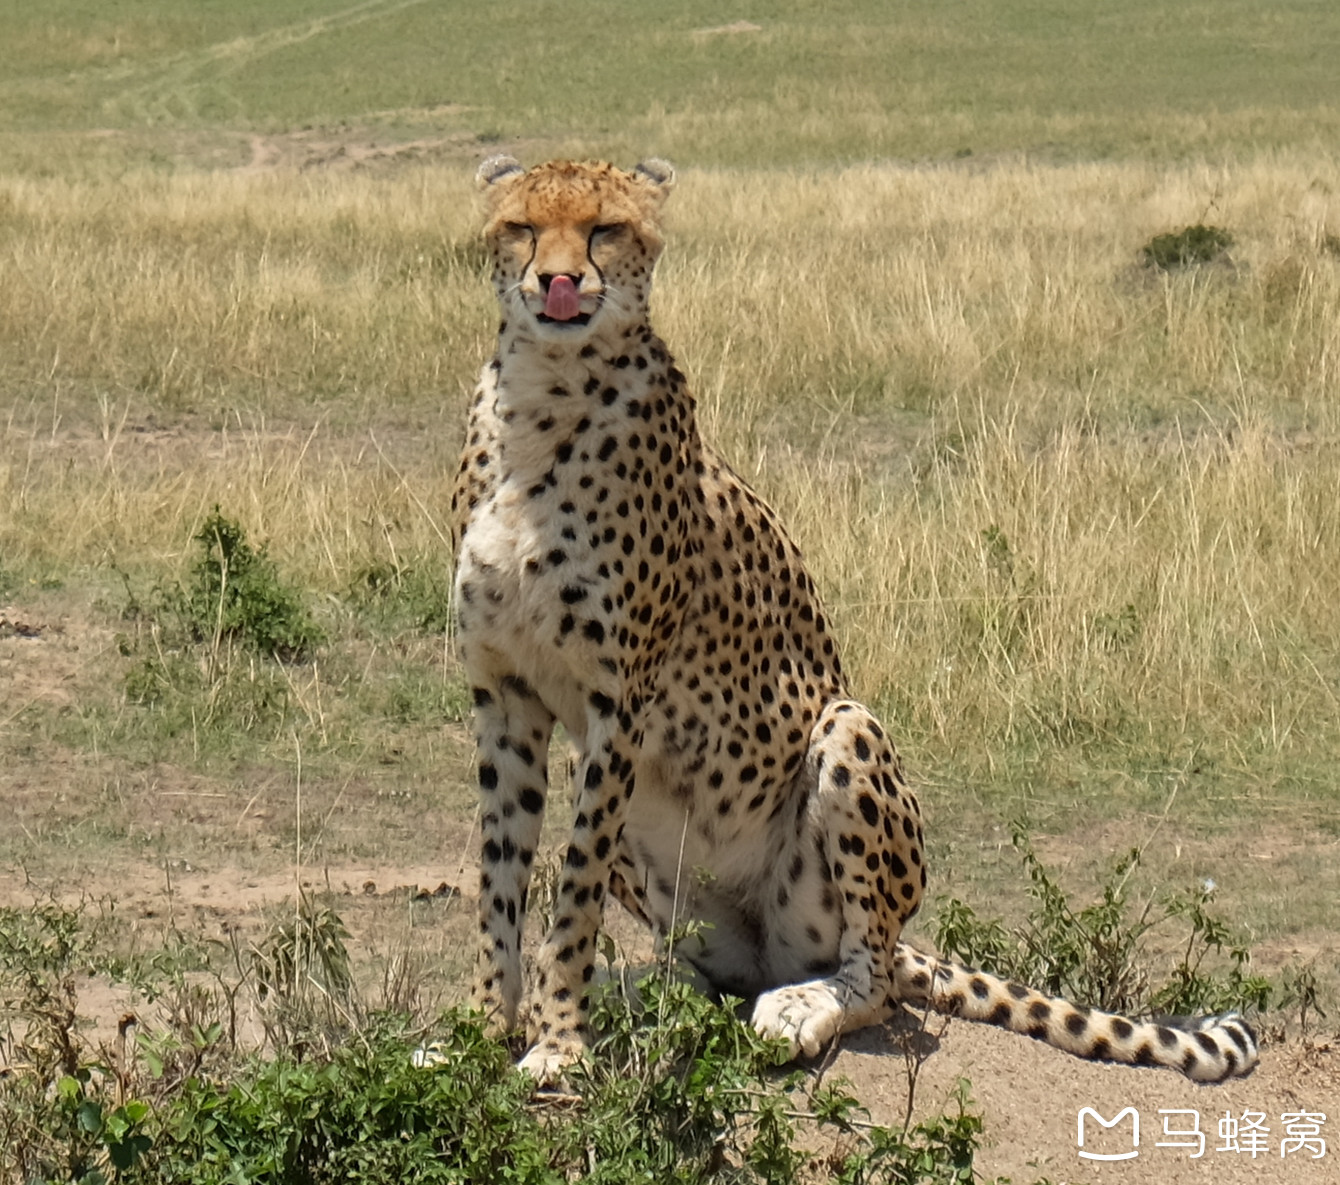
xmin=633 ymin=158 xmax=676 ymax=200
xmin=476 ymin=154 xmax=524 ymax=191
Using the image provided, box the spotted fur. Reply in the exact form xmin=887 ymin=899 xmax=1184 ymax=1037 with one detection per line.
xmin=449 ymin=156 xmax=1258 ymax=1084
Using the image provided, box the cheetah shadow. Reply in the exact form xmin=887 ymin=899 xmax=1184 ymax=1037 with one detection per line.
xmin=831 ymin=1005 xmax=945 ymax=1064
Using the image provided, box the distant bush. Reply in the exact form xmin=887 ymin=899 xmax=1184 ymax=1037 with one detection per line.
xmin=1140 ymin=224 xmax=1234 ymax=270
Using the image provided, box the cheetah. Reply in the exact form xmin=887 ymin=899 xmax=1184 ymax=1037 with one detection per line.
xmin=449 ymin=155 xmax=1258 ymax=1085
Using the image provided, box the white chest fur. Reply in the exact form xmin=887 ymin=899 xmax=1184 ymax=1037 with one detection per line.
xmin=453 ymin=352 xmax=640 ymax=739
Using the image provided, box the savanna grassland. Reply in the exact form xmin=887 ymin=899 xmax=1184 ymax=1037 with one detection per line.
xmin=2 ymin=2 xmax=1340 ymax=1181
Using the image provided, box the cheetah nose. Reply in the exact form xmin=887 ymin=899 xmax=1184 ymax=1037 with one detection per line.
xmin=542 ymin=274 xmax=583 ymax=321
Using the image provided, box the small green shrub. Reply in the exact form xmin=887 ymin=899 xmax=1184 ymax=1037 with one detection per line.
xmin=176 ymin=509 xmax=324 ymax=662
xmin=142 ymin=1012 xmax=548 ymax=1185
xmin=138 ymin=977 xmax=995 ymax=1185
xmin=251 ymin=892 xmax=359 ymax=1054
xmin=253 ymin=894 xmax=354 ymax=1008
xmin=1140 ymin=224 xmax=1234 ymax=270
xmin=118 ymin=509 xmax=324 ymax=743
xmin=574 ymin=973 xmax=799 ymax=1182
xmin=0 ymin=903 xmax=147 ymax=1183
xmin=827 ymin=1081 xmax=984 ymax=1185
xmin=1149 ymin=890 xmax=1275 ymax=1017
xmin=1 ymin=897 xmax=1008 ymax=1185
xmin=934 ymin=822 xmax=1272 ymax=1018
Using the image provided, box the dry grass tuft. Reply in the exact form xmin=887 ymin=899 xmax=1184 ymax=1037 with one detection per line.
xmin=2 ymin=153 xmax=1339 ymax=809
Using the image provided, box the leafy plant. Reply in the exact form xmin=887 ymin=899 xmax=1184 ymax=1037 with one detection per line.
xmin=1150 ymin=889 xmax=1274 ymax=1016
xmin=119 ymin=509 xmax=323 ymax=742
xmin=0 ymin=903 xmax=153 ymax=1182
xmin=140 ymin=974 xmax=1000 ymax=1185
xmin=252 ymin=891 xmax=358 ymax=1055
xmin=253 ymin=893 xmax=354 ymax=1007
xmin=0 ymin=902 xmax=92 ymax=1081
xmin=573 ymin=972 xmax=797 ymax=1182
xmin=2 ymin=896 xmax=1012 ymax=1184
xmin=826 ymin=1080 xmax=984 ymax=1185
xmin=1275 ymin=962 xmax=1326 ymax=1038
xmin=141 ymin=1012 xmax=549 ymax=1185
xmin=177 ymin=508 xmax=324 ymax=662
xmin=557 ymin=971 xmax=995 ymax=1185
xmin=934 ymin=822 xmax=1272 ymax=1018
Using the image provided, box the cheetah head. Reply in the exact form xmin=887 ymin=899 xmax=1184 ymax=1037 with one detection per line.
xmin=476 ymin=156 xmax=675 ymax=343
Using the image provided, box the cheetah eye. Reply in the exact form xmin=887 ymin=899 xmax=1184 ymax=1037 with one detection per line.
xmin=590 ymin=223 xmax=626 ymax=241
xmin=501 ymin=221 xmax=534 ymax=238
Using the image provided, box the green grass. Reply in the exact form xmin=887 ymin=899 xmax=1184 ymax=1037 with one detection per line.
xmin=2 ymin=0 xmax=1339 ymax=171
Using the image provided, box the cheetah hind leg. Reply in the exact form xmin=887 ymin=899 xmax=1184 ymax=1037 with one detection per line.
xmin=752 ymin=701 xmax=926 ymax=1058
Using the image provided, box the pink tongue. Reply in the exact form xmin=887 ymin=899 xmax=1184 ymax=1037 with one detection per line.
xmin=544 ymin=275 xmax=582 ymax=321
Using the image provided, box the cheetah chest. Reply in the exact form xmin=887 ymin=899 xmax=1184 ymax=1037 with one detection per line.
xmin=454 ymin=480 xmax=610 ymax=739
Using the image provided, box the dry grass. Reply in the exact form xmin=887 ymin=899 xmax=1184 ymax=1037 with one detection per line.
xmin=0 ymin=169 xmax=487 ymax=421
xmin=2 ymin=153 xmax=1339 ymax=952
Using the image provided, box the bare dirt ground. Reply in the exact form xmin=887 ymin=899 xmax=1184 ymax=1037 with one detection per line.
xmin=3 ymin=543 xmax=1336 ymax=1184
xmin=234 ymin=119 xmax=473 ymax=175
xmin=837 ymin=1013 xmax=1336 ymax=1184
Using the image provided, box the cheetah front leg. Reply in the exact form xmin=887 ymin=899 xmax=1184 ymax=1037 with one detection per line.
xmin=469 ymin=678 xmax=555 ymax=1035
xmin=752 ymin=701 xmax=926 ymax=1057
xmin=517 ymin=707 xmax=640 ymax=1082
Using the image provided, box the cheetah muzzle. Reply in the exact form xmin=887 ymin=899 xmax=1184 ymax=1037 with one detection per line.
xmin=446 ymin=155 xmax=1258 ymax=1086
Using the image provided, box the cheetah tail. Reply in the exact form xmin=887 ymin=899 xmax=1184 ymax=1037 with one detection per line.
xmin=892 ymin=945 xmax=1258 ymax=1083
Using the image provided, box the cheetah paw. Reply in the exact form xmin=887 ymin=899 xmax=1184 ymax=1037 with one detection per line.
xmin=517 ymin=1038 xmax=581 ymax=1087
xmin=411 ymin=1042 xmax=447 ymax=1069
xmin=751 ymin=981 xmax=844 ymax=1059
